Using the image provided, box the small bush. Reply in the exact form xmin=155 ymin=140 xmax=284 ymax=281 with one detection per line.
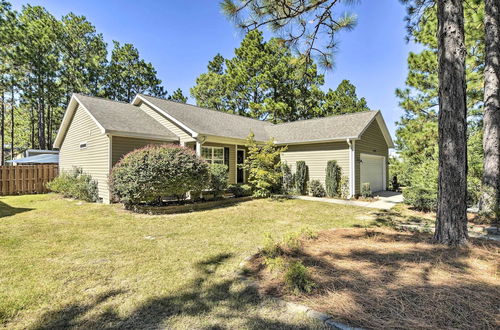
xmin=325 ymin=160 xmax=341 ymax=197
xmin=403 ymin=186 xmax=437 ymax=212
xmin=361 ymin=182 xmax=372 ymax=198
xmin=340 ymin=175 xmax=350 ymax=198
xmin=48 ymin=167 xmax=99 ymax=202
xmin=309 ymin=180 xmax=326 ymax=197
xmin=208 ymin=164 xmax=228 ymax=197
xmin=281 ymin=162 xmax=294 ymax=194
xmin=227 ymin=184 xmax=252 ymax=197
xmin=110 ymin=144 xmax=209 ymax=205
xmin=260 ymin=233 xmax=282 ymax=258
xmin=282 ymin=232 xmax=302 ymax=253
xmin=284 ymin=261 xmax=315 ymax=294
xmin=299 ymin=227 xmax=318 ymax=240
xmin=295 ymin=161 xmax=308 ymax=195
xmin=264 ymin=256 xmax=287 ymax=273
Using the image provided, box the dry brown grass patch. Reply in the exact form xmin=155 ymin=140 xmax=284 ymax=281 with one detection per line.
xmin=250 ymin=228 xmax=500 ymax=329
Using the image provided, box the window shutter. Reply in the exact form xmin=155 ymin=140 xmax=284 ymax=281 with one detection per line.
xmin=224 ymin=147 xmax=230 ymax=169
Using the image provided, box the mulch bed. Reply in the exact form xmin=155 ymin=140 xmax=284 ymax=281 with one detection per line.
xmin=125 ymin=196 xmax=253 ymax=214
xmin=248 ymin=228 xmax=500 ymax=329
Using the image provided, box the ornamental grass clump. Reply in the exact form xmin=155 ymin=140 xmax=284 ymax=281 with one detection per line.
xmin=110 ymin=144 xmax=209 ymax=206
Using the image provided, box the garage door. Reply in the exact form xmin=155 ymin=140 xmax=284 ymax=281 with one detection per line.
xmin=360 ymin=153 xmax=385 ymax=193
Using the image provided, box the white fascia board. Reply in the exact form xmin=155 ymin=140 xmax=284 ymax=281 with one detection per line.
xmin=275 ymin=137 xmax=358 ymax=145
xmin=132 ymin=95 xmax=198 ymax=138
xmin=106 ymin=131 xmax=179 ymax=142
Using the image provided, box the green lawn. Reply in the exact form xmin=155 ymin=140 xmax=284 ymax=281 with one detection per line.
xmin=0 ymin=194 xmax=378 ymax=329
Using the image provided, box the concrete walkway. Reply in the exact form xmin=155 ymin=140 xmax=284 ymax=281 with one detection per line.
xmin=292 ymin=191 xmax=403 ymax=210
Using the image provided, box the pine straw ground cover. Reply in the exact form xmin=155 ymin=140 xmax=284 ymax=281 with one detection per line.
xmin=249 ymin=228 xmax=500 ymax=329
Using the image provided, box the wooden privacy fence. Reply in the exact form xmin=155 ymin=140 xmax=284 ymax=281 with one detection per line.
xmin=0 ymin=164 xmax=59 ymax=196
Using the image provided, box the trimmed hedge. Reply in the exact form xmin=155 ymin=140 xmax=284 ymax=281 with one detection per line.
xmin=208 ymin=164 xmax=228 ymax=197
xmin=227 ymin=184 xmax=253 ymax=197
xmin=110 ymin=144 xmax=209 ymax=205
xmin=295 ymin=161 xmax=308 ymax=195
xmin=325 ymin=160 xmax=341 ymax=197
xmin=403 ymin=186 xmax=437 ymax=212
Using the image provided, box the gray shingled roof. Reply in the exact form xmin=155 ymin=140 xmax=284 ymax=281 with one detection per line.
xmin=74 ymin=94 xmax=178 ymax=140
xmin=267 ymin=111 xmax=379 ymax=144
xmin=138 ymin=95 xmax=382 ymax=144
xmin=138 ymin=95 xmax=272 ymax=141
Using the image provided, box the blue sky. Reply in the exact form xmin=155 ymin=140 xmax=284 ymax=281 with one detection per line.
xmin=11 ymin=0 xmax=418 ymax=138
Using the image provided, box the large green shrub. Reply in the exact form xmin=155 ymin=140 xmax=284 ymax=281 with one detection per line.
xmin=325 ymin=160 xmax=341 ymax=197
xmin=295 ymin=161 xmax=308 ymax=195
xmin=208 ymin=164 xmax=228 ymax=197
xmin=309 ymin=180 xmax=326 ymax=197
xmin=403 ymin=187 xmax=437 ymax=212
xmin=110 ymin=144 xmax=209 ymax=205
xmin=281 ymin=162 xmax=294 ymax=194
xmin=243 ymin=133 xmax=286 ymax=197
xmin=403 ymin=158 xmax=438 ymax=211
xmin=48 ymin=167 xmax=99 ymax=202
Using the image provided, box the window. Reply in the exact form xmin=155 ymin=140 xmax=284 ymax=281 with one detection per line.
xmin=201 ymin=146 xmax=224 ymax=164
xmin=79 ymin=142 xmax=87 ymax=149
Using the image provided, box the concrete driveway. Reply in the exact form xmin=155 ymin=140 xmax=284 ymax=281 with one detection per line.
xmin=292 ymin=191 xmax=403 ymax=210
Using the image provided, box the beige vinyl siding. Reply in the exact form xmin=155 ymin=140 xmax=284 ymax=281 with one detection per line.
xmin=355 ymin=119 xmax=389 ymax=194
xmin=281 ymin=142 xmax=350 ymax=186
xmin=202 ymin=142 xmax=237 ymax=184
xmin=138 ymin=102 xmax=194 ymax=144
xmin=111 ymin=136 xmax=174 ymax=166
xmin=59 ymin=104 xmax=110 ymax=203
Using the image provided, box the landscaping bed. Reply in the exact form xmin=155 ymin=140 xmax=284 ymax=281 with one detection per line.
xmin=126 ymin=196 xmax=253 ymax=214
xmin=247 ymin=227 xmax=500 ymax=329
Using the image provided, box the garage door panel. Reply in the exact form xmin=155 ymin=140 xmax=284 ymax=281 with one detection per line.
xmin=360 ymin=154 xmax=384 ymax=192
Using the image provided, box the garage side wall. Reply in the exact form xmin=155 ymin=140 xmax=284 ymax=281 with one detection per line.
xmin=59 ymin=104 xmax=110 ymax=203
xmin=281 ymin=142 xmax=350 ymax=187
xmin=355 ymin=119 xmax=389 ymax=194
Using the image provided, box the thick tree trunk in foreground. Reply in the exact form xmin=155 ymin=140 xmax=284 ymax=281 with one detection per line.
xmin=479 ymin=0 xmax=500 ymax=216
xmin=434 ymin=0 xmax=468 ymax=245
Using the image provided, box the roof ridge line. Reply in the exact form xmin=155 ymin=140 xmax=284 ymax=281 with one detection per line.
xmin=138 ymin=94 xmax=273 ymax=125
xmin=74 ymin=93 xmax=133 ymax=105
xmin=271 ymin=110 xmax=378 ymax=128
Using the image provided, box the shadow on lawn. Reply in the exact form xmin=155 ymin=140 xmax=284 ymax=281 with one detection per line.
xmin=33 ymin=253 xmax=311 ymax=329
xmin=0 ymin=200 xmax=32 ymax=218
xmin=266 ymin=230 xmax=500 ymax=329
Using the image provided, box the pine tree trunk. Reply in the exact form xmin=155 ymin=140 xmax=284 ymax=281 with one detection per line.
xmin=38 ymin=100 xmax=46 ymax=150
xmin=434 ymin=0 xmax=468 ymax=246
xmin=479 ymin=0 xmax=500 ymax=216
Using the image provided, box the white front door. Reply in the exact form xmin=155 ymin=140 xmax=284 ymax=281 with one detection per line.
xmin=360 ymin=153 xmax=385 ymax=193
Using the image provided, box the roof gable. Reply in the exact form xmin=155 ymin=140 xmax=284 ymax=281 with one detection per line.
xmin=54 ymin=94 xmax=179 ymax=148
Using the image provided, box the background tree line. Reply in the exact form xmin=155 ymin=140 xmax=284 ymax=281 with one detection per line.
xmin=0 ymin=1 xmax=187 ymax=163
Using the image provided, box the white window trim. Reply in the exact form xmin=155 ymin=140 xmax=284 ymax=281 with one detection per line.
xmin=201 ymin=146 xmax=225 ymax=164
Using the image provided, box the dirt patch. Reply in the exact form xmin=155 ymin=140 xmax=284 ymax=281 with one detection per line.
xmin=248 ymin=228 xmax=500 ymax=329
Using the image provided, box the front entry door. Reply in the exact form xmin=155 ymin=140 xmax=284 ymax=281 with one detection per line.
xmin=237 ymin=149 xmax=245 ymax=183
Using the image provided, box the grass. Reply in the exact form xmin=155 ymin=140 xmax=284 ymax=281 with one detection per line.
xmin=251 ymin=228 xmax=500 ymax=329
xmin=0 ymin=194 xmax=375 ymax=329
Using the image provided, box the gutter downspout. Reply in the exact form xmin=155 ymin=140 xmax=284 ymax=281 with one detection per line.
xmin=347 ymin=138 xmax=355 ymax=198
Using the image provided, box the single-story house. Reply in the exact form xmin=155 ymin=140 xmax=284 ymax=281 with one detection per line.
xmin=54 ymin=93 xmax=394 ymax=203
